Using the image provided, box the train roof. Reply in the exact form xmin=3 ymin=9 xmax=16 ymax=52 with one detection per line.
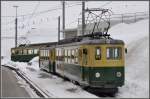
xmin=56 ymin=38 xmax=124 ymax=47
xmin=11 ymin=42 xmax=57 ymax=49
xmin=57 ymin=32 xmax=124 ymax=46
xmin=11 ymin=32 xmax=124 ymax=49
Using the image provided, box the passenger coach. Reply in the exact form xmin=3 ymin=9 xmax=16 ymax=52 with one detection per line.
xmin=39 ymin=35 xmax=125 ymax=93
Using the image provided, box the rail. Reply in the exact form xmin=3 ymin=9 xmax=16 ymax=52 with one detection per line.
xmin=2 ymin=65 xmax=54 ymax=98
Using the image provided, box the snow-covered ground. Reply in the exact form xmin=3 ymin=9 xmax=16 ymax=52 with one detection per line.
xmin=1 ymin=57 xmax=98 ymax=98
xmin=1 ymin=19 xmax=149 ymax=98
xmin=108 ymin=19 xmax=149 ymax=98
xmin=12 ymin=70 xmax=40 ymax=98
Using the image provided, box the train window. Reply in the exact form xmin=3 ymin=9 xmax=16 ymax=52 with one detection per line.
xmin=66 ymin=50 xmax=68 ymax=63
xmin=28 ymin=49 xmax=33 ymax=54
xmin=71 ymin=49 xmax=75 ymax=63
xmin=47 ymin=50 xmax=49 ymax=57
xmin=41 ymin=50 xmax=43 ymax=56
xmin=40 ymin=50 xmax=43 ymax=57
xmin=34 ymin=49 xmax=38 ymax=54
xmin=107 ymin=47 xmax=121 ymax=59
xmin=11 ymin=50 xmax=15 ymax=54
xmin=45 ymin=50 xmax=47 ymax=56
xmin=46 ymin=50 xmax=47 ymax=56
xmin=40 ymin=50 xmax=42 ymax=56
xmin=43 ymin=50 xmax=45 ymax=56
xmin=44 ymin=50 xmax=46 ymax=59
xmin=48 ymin=50 xmax=50 ymax=56
xmin=18 ymin=50 xmax=22 ymax=55
xmin=68 ymin=49 xmax=71 ymax=63
xmin=71 ymin=49 xmax=75 ymax=58
xmin=46 ymin=50 xmax=48 ymax=57
xmin=42 ymin=50 xmax=44 ymax=57
xmin=95 ymin=47 xmax=101 ymax=60
xmin=68 ymin=50 xmax=71 ymax=57
xmin=56 ymin=50 xmax=58 ymax=56
xmin=64 ymin=50 xmax=67 ymax=63
xmin=43 ymin=50 xmax=45 ymax=57
xmin=46 ymin=50 xmax=48 ymax=59
xmin=75 ymin=49 xmax=78 ymax=64
xmin=65 ymin=49 xmax=67 ymax=57
xmin=50 ymin=50 xmax=52 ymax=58
xmin=41 ymin=50 xmax=44 ymax=56
xmin=46 ymin=50 xmax=49 ymax=60
xmin=21 ymin=50 xmax=23 ymax=54
xmin=23 ymin=50 xmax=27 ymax=55
xmin=114 ymin=48 xmax=118 ymax=58
xmin=56 ymin=49 xmax=59 ymax=60
xmin=62 ymin=49 xmax=65 ymax=61
xmin=15 ymin=50 xmax=19 ymax=54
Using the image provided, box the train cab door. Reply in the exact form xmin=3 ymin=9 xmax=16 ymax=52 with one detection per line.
xmin=61 ymin=48 xmax=65 ymax=76
xmin=49 ymin=49 xmax=52 ymax=72
xmin=50 ymin=49 xmax=56 ymax=73
xmin=81 ymin=48 xmax=88 ymax=81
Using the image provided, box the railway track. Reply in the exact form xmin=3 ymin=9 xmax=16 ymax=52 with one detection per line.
xmin=1 ymin=65 xmax=54 ymax=98
xmin=41 ymin=69 xmax=116 ymax=98
xmin=2 ymin=65 xmax=116 ymax=98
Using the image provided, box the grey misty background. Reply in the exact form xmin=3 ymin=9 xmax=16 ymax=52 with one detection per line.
xmin=1 ymin=1 xmax=149 ymax=57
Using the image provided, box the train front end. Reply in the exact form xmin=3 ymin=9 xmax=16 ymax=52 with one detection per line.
xmin=80 ymin=39 xmax=125 ymax=93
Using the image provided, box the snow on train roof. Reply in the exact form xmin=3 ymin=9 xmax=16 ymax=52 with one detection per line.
xmin=11 ymin=33 xmax=124 ymax=49
xmin=14 ymin=38 xmax=124 ymax=50
xmin=55 ymin=37 xmax=124 ymax=48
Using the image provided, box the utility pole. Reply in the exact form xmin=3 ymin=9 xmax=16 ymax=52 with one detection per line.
xmin=82 ymin=1 xmax=85 ymax=36
xmin=58 ymin=16 xmax=60 ymax=42
xmin=62 ymin=1 xmax=65 ymax=39
xmin=13 ymin=5 xmax=19 ymax=47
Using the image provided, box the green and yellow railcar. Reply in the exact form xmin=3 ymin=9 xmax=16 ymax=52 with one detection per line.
xmin=39 ymin=47 xmax=56 ymax=72
xmin=55 ymin=38 xmax=125 ymax=92
xmin=11 ymin=47 xmax=39 ymax=62
xmin=38 ymin=34 xmax=125 ymax=93
xmin=11 ymin=42 xmax=57 ymax=62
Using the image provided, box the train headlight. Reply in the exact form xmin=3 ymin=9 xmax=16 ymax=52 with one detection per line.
xmin=116 ymin=72 xmax=122 ymax=77
xmin=95 ymin=72 xmax=100 ymax=78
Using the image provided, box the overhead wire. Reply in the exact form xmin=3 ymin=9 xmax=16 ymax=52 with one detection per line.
xmin=99 ymin=1 xmax=112 ymax=8
xmin=1 ymin=2 xmax=82 ymax=18
xmin=4 ymin=2 xmax=112 ymax=31
xmin=2 ymin=2 xmax=82 ymax=32
xmin=26 ymin=1 xmax=41 ymax=32
xmin=2 ymin=2 xmax=82 ymax=27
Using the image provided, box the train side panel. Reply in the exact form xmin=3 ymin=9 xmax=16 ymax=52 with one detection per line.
xmin=39 ymin=49 xmax=50 ymax=72
xmin=55 ymin=43 xmax=125 ymax=88
xmin=11 ymin=48 xmax=39 ymax=62
xmin=55 ymin=46 xmax=85 ymax=83
xmin=80 ymin=44 xmax=125 ymax=88
xmin=39 ymin=48 xmax=56 ymax=73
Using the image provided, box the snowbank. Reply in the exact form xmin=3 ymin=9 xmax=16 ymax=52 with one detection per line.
xmin=1 ymin=56 xmax=97 ymax=98
xmin=108 ymin=19 xmax=149 ymax=98
xmin=108 ymin=19 xmax=149 ymax=45
xmin=28 ymin=56 xmax=40 ymax=70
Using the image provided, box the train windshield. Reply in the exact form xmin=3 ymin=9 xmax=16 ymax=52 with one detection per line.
xmin=106 ymin=47 xmax=122 ymax=60
xmin=95 ymin=47 xmax=101 ymax=60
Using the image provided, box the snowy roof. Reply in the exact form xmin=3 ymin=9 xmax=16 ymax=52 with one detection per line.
xmin=63 ymin=28 xmax=77 ymax=32
xmin=11 ymin=42 xmax=57 ymax=49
